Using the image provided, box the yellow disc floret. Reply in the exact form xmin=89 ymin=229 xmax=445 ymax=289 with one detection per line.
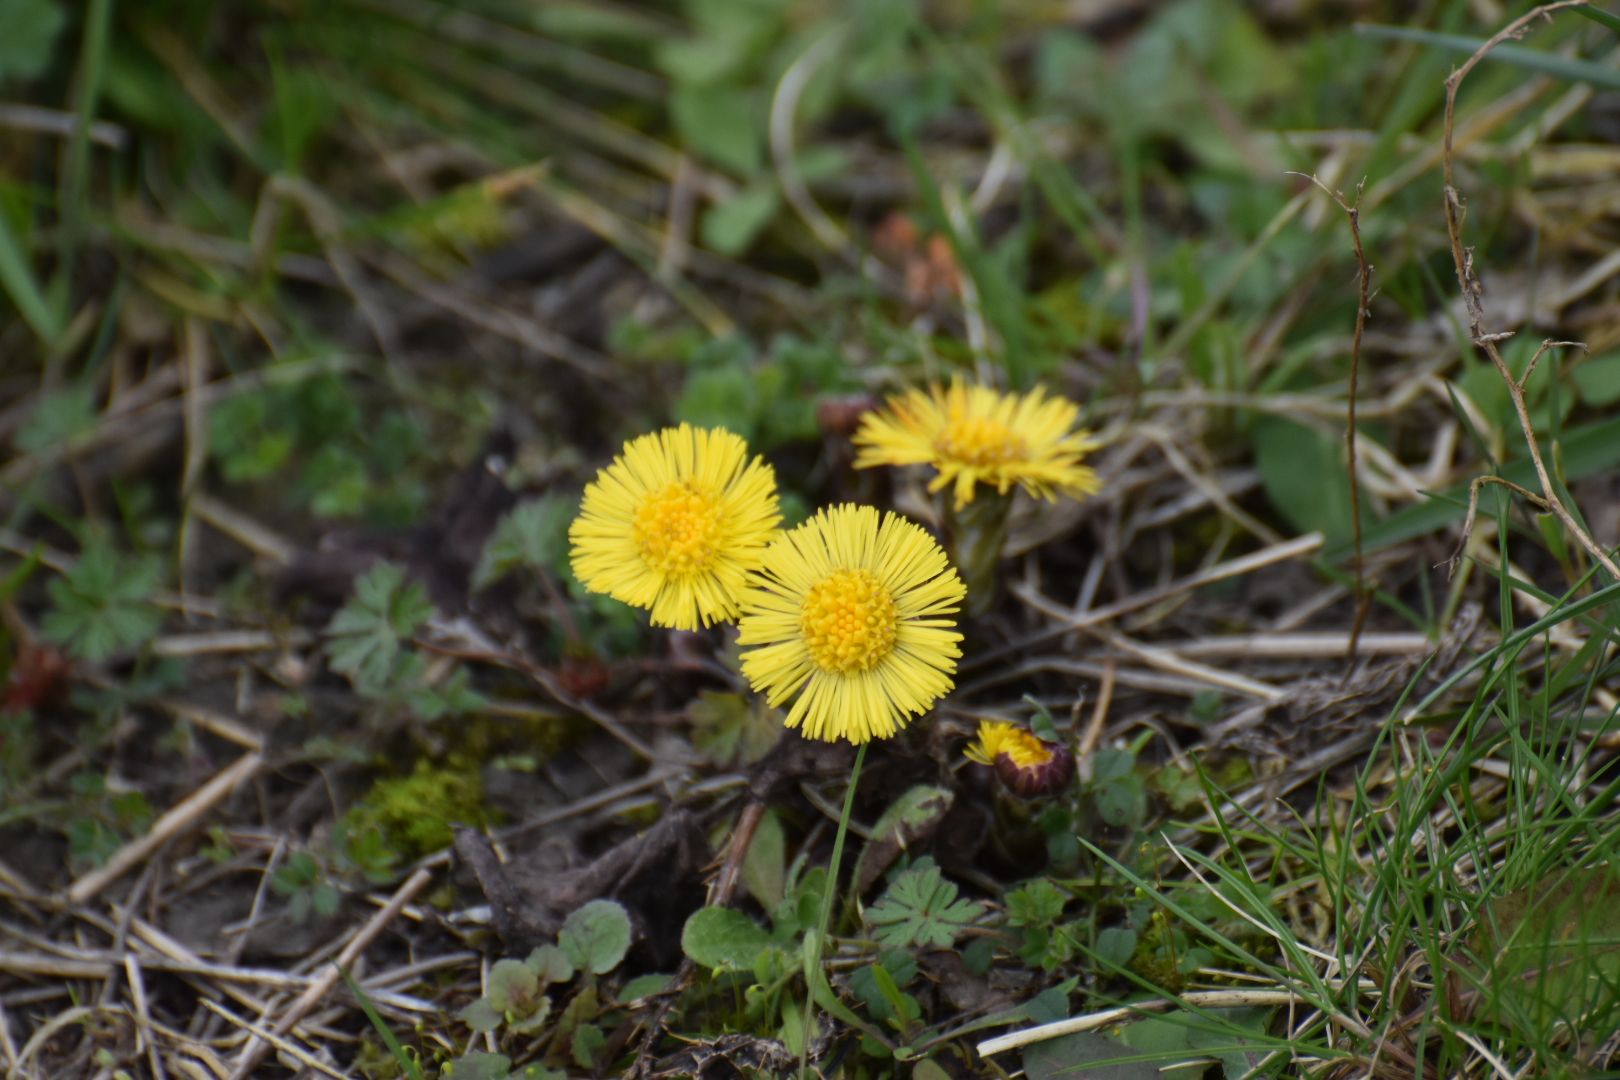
xmin=633 ymin=481 xmax=723 ymax=576
xmin=933 ymin=416 xmax=1028 ymax=469
xmin=800 ymin=569 xmax=899 ymax=675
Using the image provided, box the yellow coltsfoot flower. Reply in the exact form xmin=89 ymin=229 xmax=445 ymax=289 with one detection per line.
xmin=569 ymin=424 xmax=780 ymax=630
xmin=737 ymin=504 xmax=966 ymax=745
xmin=853 ymin=380 xmax=1101 ymax=510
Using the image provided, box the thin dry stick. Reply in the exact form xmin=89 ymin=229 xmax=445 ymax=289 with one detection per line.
xmin=203 ymin=1000 xmax=349 ymax=1080
xmin=1440 ymin=2 xmax=1620 ymax=581
xmin=1293 ymin=173 xmax=1374 ymax=660
xmin=1448 ymin=474 xmax=1551 ymax=572
xmin=68 ymin=752 xmax=263 ymax=904
xmin=124 ymin=956 xmax=168 ymax=1080
xmin=227 ymin=866 xmax=433 ymax=1079
xmin=1077 ymin=659 xmax=1115 ymax=768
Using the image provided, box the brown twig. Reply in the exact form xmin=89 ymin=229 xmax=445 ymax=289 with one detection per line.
xmin=1440 ymin=2 xmax=1620 ymax=582
xmin=1447 ymin=475 xmax=1552 ymax=574
xmin=1292 ymin=172 xmax=1374 ymax=661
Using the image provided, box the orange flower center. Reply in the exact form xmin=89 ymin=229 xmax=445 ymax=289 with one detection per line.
xmin=634 ymin=481 xmax=722 ymax=576
xmin=934 ymin=415 xmax=1027 ymax=467
xmin=801 ymin=569 xmax=899 ymax=674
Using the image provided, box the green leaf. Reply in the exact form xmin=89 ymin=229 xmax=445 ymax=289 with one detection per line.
xmin=864 ymin=864 xmax=982 ymax=950
xmin=525 ymin=944 xmax=575 ymax=986
xmin=855 ymin=784 xmax=953 ymax=891
xmin=689 ymin=691 xmax=779 ymax=767
xmin=324 ymin=562 xmax=435 ymax=695
xmin=741 ymin=809 xmax=786 ymax=910
xmin=675 ymin=365 xmax=759 ymax=444
xmin=1023 ymin=1030 xmax=1161 ymax=1080
xmin=1094 ymin=772 xmax=1147 ymax=829
xmin=1006 ymin=880 xmax=1067 ymax=928
xmin=1355 ymin=22 xmax=1620 ymax=91
xmin=702 ymin=182 xmax=778 ymax=255
xmin=0 ymin=0 xmax=67 ymax=83
xmin=457 ymin=998 xmax=502 ymax=1034
xmin=1572 ymin=351 xmax=1620 ymax=407
xmin=342 ymin=964 xmax=426 ymax=1080
xmin=1253 ymin=416 xmax=1358 ymax=544
xmin=442 ymin=1051 xmax=514 ymax=1080
xmin=681 ymin=905 xmax=778 ymax=971
xmin=616 ymin=973 xmax=672 ymax=1003
xmin=474 ymin=497 xmax=573 ymax=590
xmin=1094 ymin=926 xmax=1137 ymax=968
xmin=559 ymin=899 xmax=632 ymax=975
xmin=485 ymin=958 xmax=540 ymax=1014
xmin=570 ymin=1023 xmax=605 ymax=1069
xmin=669 ymin=83 xmax=763 ymax=174
xmin=41 ymin=544 xmax=163 ymax=662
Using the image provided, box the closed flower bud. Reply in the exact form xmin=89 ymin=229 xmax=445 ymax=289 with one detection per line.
xmin=964 ymin=719 xmax=1075 ymax=798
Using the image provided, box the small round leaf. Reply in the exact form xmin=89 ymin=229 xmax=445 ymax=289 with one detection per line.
xmin=560 ymin=899 xmax=632 ymax=975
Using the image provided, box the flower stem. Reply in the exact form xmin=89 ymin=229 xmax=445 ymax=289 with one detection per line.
xmin=950 ymin=492 xmax=1013 ymax=617
xmin=799 ymin=741 xmax=867 ymax=1080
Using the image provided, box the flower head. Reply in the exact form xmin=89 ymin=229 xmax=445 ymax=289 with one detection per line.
xmin=737 ymin=504 xmax=965 ymax=744
xmin=853 ymin=380 xmax=1101 ymax=510
xmin=569 ymin=424 xmax=780 ymax=630
xmin=964 ymin=719 xmax=1075 ymax=797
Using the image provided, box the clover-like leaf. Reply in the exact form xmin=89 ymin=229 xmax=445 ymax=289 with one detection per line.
xmin=864 ymin=864 xmax=982 ymax=950
xmin=41 ymin=543 xmax=164 ymax=662
xmin=324 ymin=561 xmax=435 ymax=695
xmin=474 ymin=496 xmax=573 ymax=589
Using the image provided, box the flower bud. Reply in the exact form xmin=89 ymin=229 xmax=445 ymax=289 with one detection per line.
xmin=963 ymin=719 xmax=1075 ymax=798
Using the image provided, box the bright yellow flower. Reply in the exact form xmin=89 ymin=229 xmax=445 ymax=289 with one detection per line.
xmin=569 ymin=424 xmax=780 ymax=630
xmin=737 ymin=504 xmax=965 ymax=744
xmin=853 ymin=380 xmax=1101 ymax=510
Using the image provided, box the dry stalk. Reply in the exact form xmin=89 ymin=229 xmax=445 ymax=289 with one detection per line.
xmin=1292 ymin=173 xmax=1374 ymax=660
xmin=1448 ymin=474 xmax=1551 ymax=573
xmin=67 ymin=752 xmax=263 ymax=905
xmin=1440 ymin=2 xmax=1620 ymax=581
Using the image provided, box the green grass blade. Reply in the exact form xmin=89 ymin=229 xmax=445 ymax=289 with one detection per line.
xmin=1573 ymin=6 xmax=1620 ymax=34
xmin=338 ymin=964 xmax=425 ymax=1080
xmin=0 ymin=207 xmax=62 ymax=345
xmin=1354 ymin=22 xmax=1620 ymax=90
xmin=55 ymin=0 xmax=112 ymax=314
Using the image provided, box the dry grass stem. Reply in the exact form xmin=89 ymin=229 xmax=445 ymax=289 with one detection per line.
xmin=68 ymin=753 xmax=264 ymax=905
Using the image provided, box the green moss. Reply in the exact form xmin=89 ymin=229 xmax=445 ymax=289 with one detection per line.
xmin=347 ymin=757 xmax=489 ymax=859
